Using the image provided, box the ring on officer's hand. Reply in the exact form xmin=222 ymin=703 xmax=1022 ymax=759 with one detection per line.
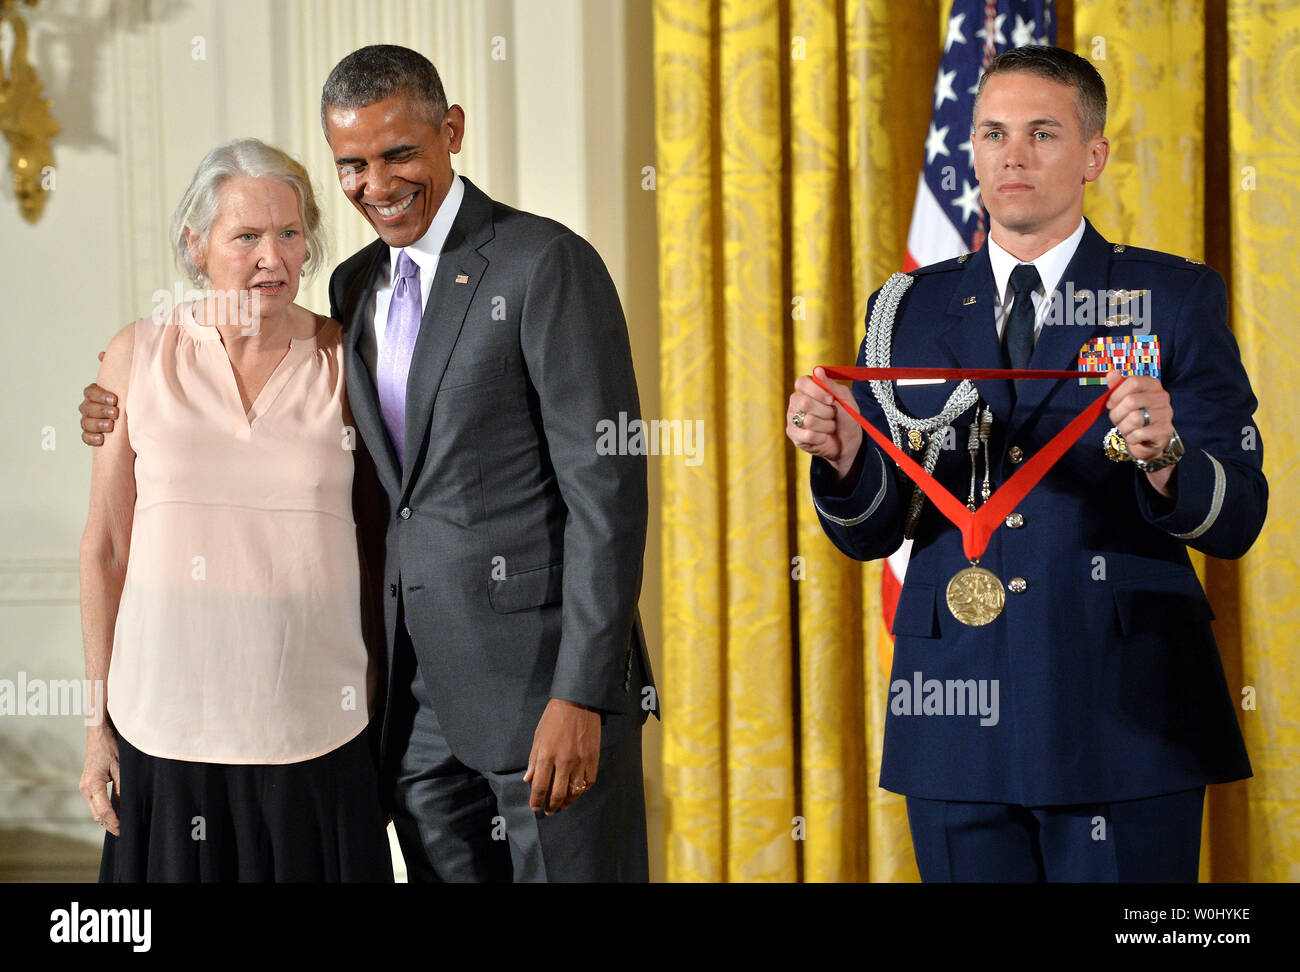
xmin=791 ymin=411 xmax=806 ymax=428
xmin=1140 ymin=407 xmax=1151 ymax=428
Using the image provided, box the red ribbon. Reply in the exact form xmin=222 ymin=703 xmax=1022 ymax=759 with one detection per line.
xmin=811 ymin=367 xmax=1112 ymax=561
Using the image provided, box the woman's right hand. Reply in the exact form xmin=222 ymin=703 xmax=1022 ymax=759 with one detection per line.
xmin=79 ymin=726 xmax=121 ymax=837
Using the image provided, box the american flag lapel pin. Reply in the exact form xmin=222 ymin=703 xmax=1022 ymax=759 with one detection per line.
xmin=455 ymin=273 xmax=469 ymax=284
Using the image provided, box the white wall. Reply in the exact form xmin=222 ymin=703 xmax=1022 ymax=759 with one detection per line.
xmin=0 ymin=0 xmax=660 ymax=881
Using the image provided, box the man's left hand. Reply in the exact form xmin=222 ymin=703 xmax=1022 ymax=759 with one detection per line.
xmin=524 ymin=698 xmax=601 ymax=815
xmin=1105 ymin=370 xmax=1177 ymax=498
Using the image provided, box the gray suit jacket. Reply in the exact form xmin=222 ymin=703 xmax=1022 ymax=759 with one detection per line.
xmin=328 ymin=176 xmax=655 ymax=774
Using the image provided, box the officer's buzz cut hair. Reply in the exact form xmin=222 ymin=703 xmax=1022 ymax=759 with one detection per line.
xmin=973 ymin=45 xmax=1108 ymax=140
xmin=320 ymin=44 xmax=449 ymax=136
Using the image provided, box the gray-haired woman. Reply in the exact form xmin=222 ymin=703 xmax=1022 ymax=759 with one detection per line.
xmin=78 ymin=138 xmax=392 ymax=882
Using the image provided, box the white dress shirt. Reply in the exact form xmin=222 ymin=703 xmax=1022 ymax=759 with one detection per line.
xmin=986 ymin=216 xmax=1086 ymax=345
xmin=358 ymin=173 xmax=466 ymax=385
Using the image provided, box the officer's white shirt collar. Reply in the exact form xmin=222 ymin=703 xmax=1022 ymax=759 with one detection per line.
xmin=387 ymin=172 xmax=464 ymax=284
xmin=986 ymin=216 xmax=1086 ymax=310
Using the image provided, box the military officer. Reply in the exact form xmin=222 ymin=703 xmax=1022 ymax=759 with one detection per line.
xmin=786 ymin=46 xmax=1266 ymax=881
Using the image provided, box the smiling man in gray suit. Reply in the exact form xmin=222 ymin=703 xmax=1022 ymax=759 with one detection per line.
xmin=82 ymin=44 xmax=655 ymax=882
xmin=321 ymin=45 xmax=655 ymax=883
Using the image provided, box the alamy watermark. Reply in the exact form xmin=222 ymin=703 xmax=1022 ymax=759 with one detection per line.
xmin=595 ymin=412 xmax=705 ymax=467
xmin=0 ymin=673 xmax=104 ymax=725
xmin=889 ymin=671 xmax=999 ymax=726
xmin=1040 ymin=285 xmax=1152 ymax=335
xmin=149 ymin=285 xmax=263 ymax=336
xmin=50 ymin=902 xmax=150 ymax=952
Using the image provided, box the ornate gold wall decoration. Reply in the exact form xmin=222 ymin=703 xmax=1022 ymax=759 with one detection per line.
xmin=0 ymin=0 xmax=58 ymax=223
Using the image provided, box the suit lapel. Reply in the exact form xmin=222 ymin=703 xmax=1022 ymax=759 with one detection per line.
xmin=340 ymin=240 xmax=403 ymax=497
xmin=936 ymin=246 xmax=1013 ymax=424
xmin=399 ymin=177 xmax=494 ymax=496
xmin=1015 ymin=219 xmax=1114 ymax=418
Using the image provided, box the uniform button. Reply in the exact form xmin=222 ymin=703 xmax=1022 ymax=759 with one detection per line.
xmin=388 ymin=584 xmax=397 ymax=597
xmin=1008 ymin=577 xmax=1027 ymax=593
xmin=1007 ymin=446 xmax=1024 ymax=464
xmin=1005 ymin=513 xmax=1025 ymax=529
xmin=399 ymin=507 xmax=412 ymax=519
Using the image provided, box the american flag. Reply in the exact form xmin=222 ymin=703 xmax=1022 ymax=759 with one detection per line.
xmin=880 ymin=0 xmax=1056 ymax=660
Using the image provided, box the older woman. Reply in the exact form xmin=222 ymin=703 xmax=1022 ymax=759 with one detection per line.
xmin=78 ymin=138 xmax=392 ymax=882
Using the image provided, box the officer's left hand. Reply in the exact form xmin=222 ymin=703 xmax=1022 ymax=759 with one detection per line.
xmin=1105 ymin=369 xmax=1174 ymax=462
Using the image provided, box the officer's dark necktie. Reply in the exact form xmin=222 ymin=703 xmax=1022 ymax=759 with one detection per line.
xmin=1004 ymin=262 xmax=1042 ymax=370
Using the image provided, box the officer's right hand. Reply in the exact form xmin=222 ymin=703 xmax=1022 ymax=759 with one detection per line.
xmin=786 ymin=367 xmax=863 ymax=481
xmin=80 ymin=353 xmax=117 ymax=446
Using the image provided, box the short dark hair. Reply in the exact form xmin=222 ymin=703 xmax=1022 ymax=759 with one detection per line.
xmin=320 ymin=44 xmax=449 ymax=135
xmin=973 ymin=45 xmax=1107 ymax=139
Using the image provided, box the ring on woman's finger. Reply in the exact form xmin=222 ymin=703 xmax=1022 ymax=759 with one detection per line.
xmin=791 ymin=411 xmax=806 ymax=428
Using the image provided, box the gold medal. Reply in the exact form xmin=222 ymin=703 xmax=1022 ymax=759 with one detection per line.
xmin=946 ymin=565 xmax=1005 ymax=626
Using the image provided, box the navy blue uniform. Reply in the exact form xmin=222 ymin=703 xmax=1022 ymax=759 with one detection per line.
xmin=810 ymin=220 xmax=1265 ymax=876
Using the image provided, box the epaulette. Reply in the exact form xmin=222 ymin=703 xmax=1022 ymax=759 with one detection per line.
xmin=1109 ymin=242 xmax=1207 ymax=268
xmin=908 ymin=252 xmax=972 ymax=276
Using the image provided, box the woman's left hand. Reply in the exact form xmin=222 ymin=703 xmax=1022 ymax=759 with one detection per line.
xmin=79 ymin=726 xmax=122 ymax=837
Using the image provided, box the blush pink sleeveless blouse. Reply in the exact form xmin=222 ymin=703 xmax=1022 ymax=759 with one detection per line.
xmin=106 ymin=303 xmax=370 ymax=763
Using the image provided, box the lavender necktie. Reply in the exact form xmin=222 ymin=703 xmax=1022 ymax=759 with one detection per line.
xmin=377 ymin=250 xmax=422 ymax=467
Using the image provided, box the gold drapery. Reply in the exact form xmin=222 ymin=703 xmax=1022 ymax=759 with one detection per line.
xmin=1219 ymin=0 xmax=1300 ymax=882
xmin=655 ymin=0 xmax=1300 ymax=882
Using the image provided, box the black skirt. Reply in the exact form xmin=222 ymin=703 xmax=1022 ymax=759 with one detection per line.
xmin=99 ymin=727 xmax=394 ymax=883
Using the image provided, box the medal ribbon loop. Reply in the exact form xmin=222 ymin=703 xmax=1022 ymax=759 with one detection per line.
xmin=812 ymin=367 xmax=1112 ymax=561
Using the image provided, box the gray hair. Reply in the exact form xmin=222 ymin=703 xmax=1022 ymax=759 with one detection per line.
xmin=320 ymin=44 xmax=448 ymax=135
xmin=171 ymin=138 xmax=327 ymax=286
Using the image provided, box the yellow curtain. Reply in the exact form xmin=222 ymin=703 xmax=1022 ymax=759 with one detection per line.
xmin=655 ymin=0 xmax=935 ymax=883
xmin=1222 ymin=0 xmax=1300 ymax=882
xmin=656 ymin=0 xmax=1300 ymax=882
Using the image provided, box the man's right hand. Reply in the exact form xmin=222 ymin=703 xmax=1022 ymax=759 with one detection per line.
xmin=80 ymin=353 xmax=117 ymax=446
xmin=786 ymin=367 xmax=863 ymax=481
